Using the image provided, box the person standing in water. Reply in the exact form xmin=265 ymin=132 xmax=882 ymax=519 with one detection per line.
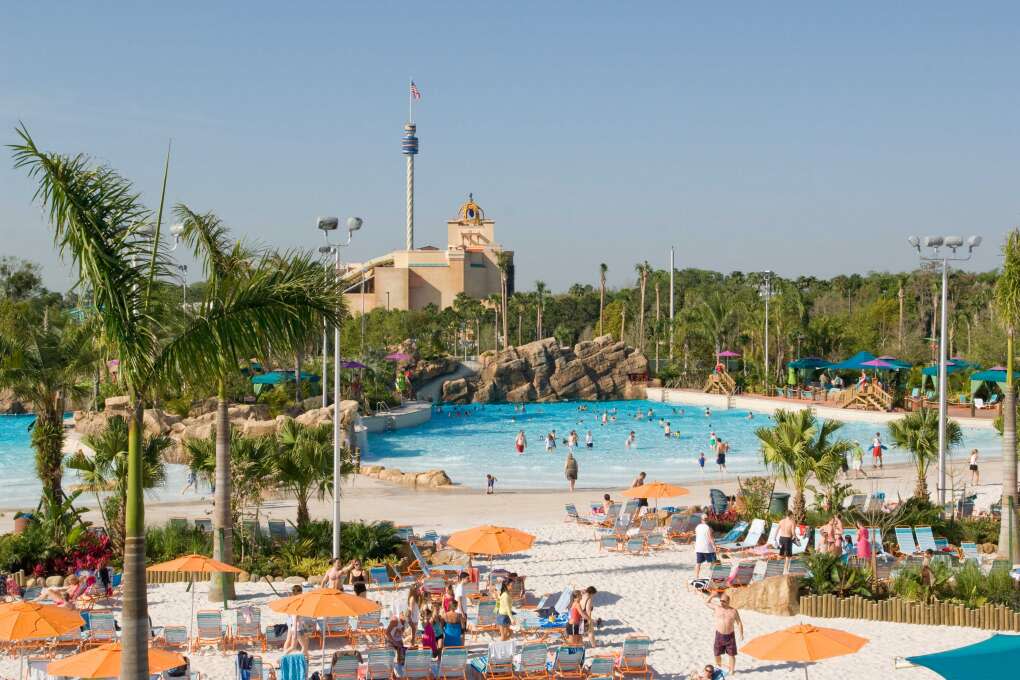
xmin=698 ymin=451 xmax=706 ymax=473
xmin=515 ymin=430 xmax=527 ymax=455
xmin=585 ymin=430 xmax=594 ymax=449
xmin=564 ymin=452 xmax=579 ymax=491
xmin=625 ymin=431 xmax=636 ymax=449
xmin=715 ymin=438 xmax=728 ymax=475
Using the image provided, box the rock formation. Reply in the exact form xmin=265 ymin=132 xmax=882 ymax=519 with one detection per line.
xmin=0 ymin=389 xmax=27 ymax=414
xmin=441 ymin=335 xmax=648 ymax=403
xmin=360 ymin=464 xmax=453 ymax=488
xmin=724 ymin=574 xmax=800 ymax=616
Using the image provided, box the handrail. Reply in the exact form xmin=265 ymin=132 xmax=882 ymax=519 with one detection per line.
xmin=374 ymin=401 xmax=392 ymax=414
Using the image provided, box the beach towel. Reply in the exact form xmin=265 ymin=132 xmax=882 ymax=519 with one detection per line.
xmin=280 ymin=652 xmax=308 ymax=680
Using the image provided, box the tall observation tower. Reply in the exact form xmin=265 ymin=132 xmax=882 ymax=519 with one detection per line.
xmin=401 ymin=122 xmax=419 ymax=251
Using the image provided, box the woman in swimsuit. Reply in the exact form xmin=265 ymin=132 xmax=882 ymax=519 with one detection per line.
xmin=442 ymin=599 xmax=466 ymax=648
xmin=565 ymin=590 xmax=583 ymax=644
xmin=407 ymin=584 xmax=425 ymax=644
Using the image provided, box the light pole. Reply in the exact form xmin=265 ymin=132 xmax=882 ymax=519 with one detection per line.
xmin=761 ymin=271 xmax=774 ymax=394
xmin=169 ymin=223 xmax=188 ymax=307
xmin=318 ymin=248 xmax=333 ymax=408
xmin=319 ymin=215 xmax=365 ymax=559
xmin=908 ymin=234 xmax=982 ymax=507
xmin=177 ymin=264 xmax=188 ymax=306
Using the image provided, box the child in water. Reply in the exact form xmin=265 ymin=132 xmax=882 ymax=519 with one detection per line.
xmin=486 ymin=474 xmax=497 ymax=494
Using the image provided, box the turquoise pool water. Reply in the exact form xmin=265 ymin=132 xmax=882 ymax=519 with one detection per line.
xmin=0 ymin=414 xmax=200 ymax=510
xmin=363 ymin=400 xmax=1003 ymax=490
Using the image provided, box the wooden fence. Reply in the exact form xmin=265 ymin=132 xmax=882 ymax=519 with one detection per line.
xmin=800 ymin=593 xmax=1020 ymax=631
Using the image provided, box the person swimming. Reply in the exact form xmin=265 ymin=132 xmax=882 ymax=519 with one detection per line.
xmin=704 ymin=407 xmax=712 ymax=417
xmin=625 ymin=431 xmax=636 ymax=449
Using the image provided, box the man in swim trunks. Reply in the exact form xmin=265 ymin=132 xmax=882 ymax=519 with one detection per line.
xmin=705 ymin=592 xmax=743 ymax=676
xmin=777 ymin=511 xmax=796 ymax=573
xmin=515 ymin=430 xmax=527 ymax=454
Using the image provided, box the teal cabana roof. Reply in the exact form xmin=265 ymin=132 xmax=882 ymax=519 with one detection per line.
xmin=788 ymin=357 xmax=831 ymax=369
xmin=906 ymin=634 xmax=1020 ymax=679
xmin=921 ymin=361 xmax=973 ymax=377
xmin=969 ymin=369 xmax=1006 ymax=383
xmin=251 ymin=370 xmax=320 ymax=385
xmin=830 ymin=351 xmax=910 ymax=371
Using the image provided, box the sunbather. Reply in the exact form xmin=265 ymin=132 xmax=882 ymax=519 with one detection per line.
xmin=36 ymin=575 xmax=84 ymax=608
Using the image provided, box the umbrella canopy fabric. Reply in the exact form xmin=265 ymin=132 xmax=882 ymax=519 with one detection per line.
xmin=0 ymin=601 xmax=84 ymax=641
xmin=827 ymin=351 xmax=877 ymax=370
xmin=269 ymin=588 xmax=381 ymax=618
xmin=446 ymin=525 xmax=536 ymax=555
xmin=788 ymin=357 xmax=831 ymax=370
xmin=970 ymin=369 xmax=1007 ymax=383
xmin=859 ymin=358 xmax=898 ymax=369
xmin=48 ymin=642 xmax=185 ymax=678
xmin=905 ymin=634 xmax=1020 ymax=679
xmin=876 ymin=355 xmax=914 ymax=369
xmin=717 ymin=350 xmax=741 ymax=358
xmin=621 ymin=482 xmax=689 ymax=499
xmin=741 ymin=624 xmax=868 ymax=662
xmin=146 ymin=554 xmax=243 ymax=574
xmin=384 ymin=352 xmax=412 ymax=361
xmin=921 ymin=361 xmax=972 ymax=377
xmin=340 ymin=360 xmax=368 ymax=369
xmin=251 ymin=370 xmax=320 ymax=385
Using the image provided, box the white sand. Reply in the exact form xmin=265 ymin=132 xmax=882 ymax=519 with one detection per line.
xmin=0 ymin=519 xmax=991 ymax=679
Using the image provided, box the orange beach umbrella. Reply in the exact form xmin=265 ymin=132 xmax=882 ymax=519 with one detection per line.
xmin=268 ymin=588 xmax=381 ymax=618
xmin=446 ymin=525 xmax=536 ymax=556
xmin=0 ymin=600 xmax=85 ymax=641
xmin=48 ymin=642 xmax=185 ymax=678
xmin=740 ymin=623 xmax=868 ymax=679
xmin=621 ymin=482 xmax=689 ymax=499
xmin=146 ymin=554 xmax=243 ymax=574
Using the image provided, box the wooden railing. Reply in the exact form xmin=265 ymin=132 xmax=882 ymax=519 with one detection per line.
xmin=801 ymin=593 xmax=1020 ymax=631
xmin=703 ymin=371 xmax=736 ymax=395
xmin=836 ymin=384 xmax=893 ymax=411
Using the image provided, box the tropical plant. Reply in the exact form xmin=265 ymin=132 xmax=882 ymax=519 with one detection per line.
xmin=535 ymin=281 xmax=547 ymax=340
xmin=598 ymin=263 xmax=608 ymax=337
xmin=275 ymin=419 xmax=355 ymax=527
xmin=994 ymin=228 xmax=1020 ymax=561
xmin=802 ymin=552 xmax=873 ymax=598
xmin=755 ymin=408 xmax=851 ymax=523
xmin=890 ymin=560 xmax=952 ymax=604
xmin=888 ymin=409 xmax=963 ymax=500
xmin=735 ymin=476 xmax=776 ymax=521
xmin=498 ymin=251 xmax=512 ymax=349
xmin=337 ymin=520 xmax=403 ymax=562
xmin=67 ymin=415 xmax=169 ymax=550
xmin=0 ymin=317 xmax=97 ymax=500
xmin=636 ymin=262 xmax=650 ymax=351
xmin=170 ymin=204 xmax=345 ymax=601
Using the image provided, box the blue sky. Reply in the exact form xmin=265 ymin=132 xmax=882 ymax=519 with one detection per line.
xmin=2 ymin=2 xmax=1018 ymax=292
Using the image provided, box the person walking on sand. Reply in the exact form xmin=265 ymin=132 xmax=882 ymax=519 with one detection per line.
xmin=705 ymin=592 xmax=743 ymax=676
xmin=515 ymin=430 xmax=527 ymax=455
xmin=777 ymin=511 xmax=796 ymax=574
xmin=851 ymin=440 xmax=867 ymax=478
xmin=693 ymin=515 xmax=716 ymax=580
xmin=565 ymin=452 xmax=579 ymax=491
xmin=969 ymin=448 xmax=980 ymax=484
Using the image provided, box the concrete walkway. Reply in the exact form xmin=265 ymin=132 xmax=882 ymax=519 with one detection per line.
xmin=415 ymin=359 xmax=481 ymax=403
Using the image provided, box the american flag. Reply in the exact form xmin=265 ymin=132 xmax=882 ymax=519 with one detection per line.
xmin=410 ymin=81 xmax=421 ymax=100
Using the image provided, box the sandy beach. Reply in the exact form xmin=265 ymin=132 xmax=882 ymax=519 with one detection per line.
xmin=0 ymin=516 xmax=990 ymax=680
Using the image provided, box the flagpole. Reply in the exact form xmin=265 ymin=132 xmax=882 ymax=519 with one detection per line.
xmin=409 ymin=78 xmax=413 ymax=122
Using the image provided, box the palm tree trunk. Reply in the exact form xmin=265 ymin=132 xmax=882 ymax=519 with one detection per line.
xmin=915 ymin=468 xmax=929 ymax=500
xmin=638 ymin=275 xmax=646 ymax=351
xmin=120 ymin=399 xmax=149 ymax=679
xmin=999 ymin=330 xmax=1020 ymax=561
xmin=209 ymin=380 xmax=235 ymax=601
xmin=599 ymin=284 xmax=605 ymax=336
xmin=898 ymin=283 xmax=905 ymax=351
xmin=621 ymin=305 xmax=626 ymax=343
xmin=791 ymin=488 xmax=806 ymax=525
xmin=31 ymin=412 xmax=65 ymax=501
xmin=297 ymin=494 xmax=311 ymax=527
xmin=294 ymin=350 xmax=303 ymax=402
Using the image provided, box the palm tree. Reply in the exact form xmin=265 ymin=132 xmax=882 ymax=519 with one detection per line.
xmin=888 ymin=409 xmax=963 ymax=499
xmin=598 ymin=263 xmax=608 ymax=337
xmin=497 ymin=251 xmax=512 ymax=350
xmin=171 ymin=205 xmax=345 ymax=601
xmin=535 ymin=281 xmax=547 ymax=340
xmin=276 ymin=419 xmax=354 ymax=527
xmin=995 ymin=228 xmax=1020 ymax=561
xmin=12 ymin=127 xmax=347 ymax=676
xmin=755 ymin=409 xmax=850 ymax=523
xmin=0 ymin=317 xmax=96 ymax=501
xmin=636 ymin=262 xmax=649 ymax=351
xmin=66 ymin=415 xmax=169 ymax=549
xmin=486 ymin=293 xmax=501 ymax=352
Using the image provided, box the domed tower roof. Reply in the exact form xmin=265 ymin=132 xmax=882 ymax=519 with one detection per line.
xmin=456 ymin=193 xmax=485 ymax=225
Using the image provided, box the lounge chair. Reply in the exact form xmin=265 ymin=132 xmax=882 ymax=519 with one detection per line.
xmin=267 ymin=519 xmax=287 ymax=542
xmin=232 ymin=606 xmax=264 ymax=651
xmin=408 ymin=541 xmax=461 ymax=577
xmin=667 ymin=512 xmax=699 ymax=542
xmin=369 ymin=566 xmax=397 ymax=590
xmin=598 ymin=535 xmax=620 ymax=552
xmin=624 ymin=537 xmax=647 ymax=556
xmin=241 ymin=519 xmax=259 ymax=538
xmin=718 ymin=519 xmax=764 ymax=551
xmin=332 ymin=656 xmax=361 ymax=680
xmin=403 ymin=649 xmax=433 ymax=680
xmin=615 ymin=636 xmax=653 ymax=680
xmin=844 ymin=494 xmax=867 ymax=512
xmin=587 ymin=656 xmax=615 ymax=680
xmin=564 ymin=504 xmax=591 ymax=525
xmin=83 ymin=610 xmax=118 ymax=646
xmin=713 ymin=521 xmax=749 ymax=549
xmin=477 ymin=640 xmax=516 ymax=680
xmin=420 ymin=529 xmax=440 ymax=543
xmin=709 ymin=489 xmax=729 ymax=515
xmin=637 ymin=516 xmax=658 ymax=534
xmin=193 ymin=610 xmax=228 ymax=650
xmin=194 ymin=518 xmax=212 ymax=533
xmin=894 ymin=527 xmax=920 ymax=555
xmin=645 ymin=533 xmax=666 ymax=551
xmin=864 ymin=492 xmax=886 ymax=513
xmin=552 ymin=645 xmax=586 ymax=680
xmin=264 ymin=624 xmax=287 ymax=649
xmin=365 ymin=648 xmax=394 ymax=680
xmin=236 ymin=655 xmax=263 ymax=680
xmin=934 ymin=537 xmax=950 ymax=552
xmin=762 ymin=559 xmax=787 ymax=580
xmin=988 ymin=559 xmax=1011 ymax=575
xmin=354 ymin=612 xmax=383 ymax=644
xmin=395 ymin=525 xmax=415 ymax=541
xmin=599 ymin=503 xmax=621 ymax=527
xmin=317 ymin=616 xmax=351 ymax=644
xmin=473 ymin=598 xmax=498 ymax=633
xmin=961 ymin=542 xmax=981 ymax=563
xmin=158 ymin=625 xmax=189 ymax=650
xmin=436 ymin=646 xmax=469 ymax=680
xmin=914 ymin=527 xmax=939 ymax=553
xmin=515 ymin=642 xmax=550 ymax=679
xmin=50 ymin=628 xmax=82 ymax=653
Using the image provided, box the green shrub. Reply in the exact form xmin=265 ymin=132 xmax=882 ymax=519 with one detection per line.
xmin=802 ymin=552 xmax=874 ymax=598
xmin=145 ymin=524 xmax=212 ymax=563
xmin=736 ymin=477 xmax=775 ymax=522
xmin=164 ymin=397 xmax=192 ymax=419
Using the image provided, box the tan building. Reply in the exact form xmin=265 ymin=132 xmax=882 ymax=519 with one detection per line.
xmin=344 ymin=195 xmax=514 ymax=313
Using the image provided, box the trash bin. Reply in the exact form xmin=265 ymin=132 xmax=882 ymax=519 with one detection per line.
xmin=769 ymin=492 xmax=790 ymax=515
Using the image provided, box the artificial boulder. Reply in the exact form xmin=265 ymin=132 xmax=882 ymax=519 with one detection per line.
xmin=724 ymin=574 xmax=800 ymax=616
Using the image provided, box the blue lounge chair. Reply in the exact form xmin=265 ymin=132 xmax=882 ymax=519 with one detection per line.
xmin=961 ymin=542 xmax=981 ymax=563
xmin=713 ymin=521 xmax=749 ymax=549
xmin=718 ymin=519 xmax=764 ymax=551
xmin=894 ymin=527 xmax=919 ymax=555
xmin=914 ymin=526 xmax=939 ymax=553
